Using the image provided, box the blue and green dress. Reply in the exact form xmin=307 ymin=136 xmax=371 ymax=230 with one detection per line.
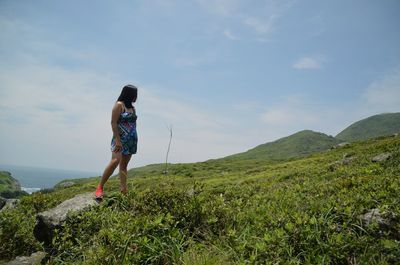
xmin=111 ymin=108 xmax=138 ymax=155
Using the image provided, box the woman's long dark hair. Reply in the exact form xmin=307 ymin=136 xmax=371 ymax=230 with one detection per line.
xmin=117 ymin=84 xmax=138 ymax=109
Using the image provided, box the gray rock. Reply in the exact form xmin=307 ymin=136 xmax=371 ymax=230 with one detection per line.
xmin=340 ymin=156 xmax=357 ymax=165
xmin=0 ymin=197 xmax=5 ymax=210
xmin=0 ymin=199 xmax=20 ymax=212
xmin=337 ymin=156 xmax=357 ymax=166
xmin=186 ymin=188 xmax=194 ymax=197
xmin=4 ymin=251 xmax=46 ymax=265
xmin=359 ymin=209 xmax=399 ymax=239
xmin=359 ymin=208 xmax=388 ymax=226
xmin=371 ymin=153 xmax=392 ymax=162
xmin=55 ymin=181 xmax=76 ymax=189
xmin=34 ymin=192 xmax=99 ymax=244
xmin=327 ymin=155 xmax=357 ymax=171
xmin=331 ymin=142 xmax=350 ymax=149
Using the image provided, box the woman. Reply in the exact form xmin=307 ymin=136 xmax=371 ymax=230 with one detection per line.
xmin=95 ymin=84 xmax=138 ymax=198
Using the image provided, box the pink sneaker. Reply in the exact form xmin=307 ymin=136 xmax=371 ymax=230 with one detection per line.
xmin=95 ymin=185 xmax=103 ymax=198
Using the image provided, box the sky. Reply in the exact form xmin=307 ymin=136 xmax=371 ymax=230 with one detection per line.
xmin=0 ymin=0 xmax=399 ymax=172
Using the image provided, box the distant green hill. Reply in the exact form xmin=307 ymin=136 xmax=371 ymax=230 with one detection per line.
xmin=336 ymin=112 xmax=400 ymax=142
xmin=0 ymin=171 xmax=20 ymax=192
xmin=0 ymin=171 xmax=26 ymax=198
xmin=223 ymin=130 xmax=342 ymax=161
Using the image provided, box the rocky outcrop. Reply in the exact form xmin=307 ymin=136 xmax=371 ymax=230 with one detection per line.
xmin=338 ymin=156 xmax=357 ymax=166
xmin=34 ymin=192 xmax=99 ymax=245
xmin=0 ymin=196 xmax=5 ymax=209
xmin=359 ymin=208 xmax=389 ymax=227
xmin=0 ymin=171 xmax=21 ymax=190
xmin=55 ymin=181 xmax=76 ymax=189
xmin=371 ymin=153 xmax=392 ymax=162
xmin=3 ymin=251 xmax=46 ymax=265
xmin=327 ymin=154 xmax=357 ymax=171
xmin=331 ymin=142 xmax=350 ymax=149
xmin=0 ymin=198 xmax=20 ymax=212
xmin=0 ymin=171 xmax=23 ymax=198
xmin=359 ymin=208 xmax=399 ymax=239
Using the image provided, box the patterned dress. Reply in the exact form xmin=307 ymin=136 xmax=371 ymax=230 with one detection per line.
xmin=110 ymin=107 xmax=138 ymax=155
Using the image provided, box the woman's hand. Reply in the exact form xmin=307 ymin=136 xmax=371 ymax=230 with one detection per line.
xmin=114 ymin=139 xmax=123 ymax=153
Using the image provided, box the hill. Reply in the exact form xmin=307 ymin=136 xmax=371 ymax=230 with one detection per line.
xmin=223 ymin=130 xmax=342 ymax=161
xmin=1 ymin=135 xmax=399 ymax=264
xmin=0 ymin=171 xmax=26 ymax=198
xmin=336 ymin=112 xmax=400 ymax=142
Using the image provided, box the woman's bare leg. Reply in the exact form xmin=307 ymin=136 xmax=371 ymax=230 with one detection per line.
xmin=119 ymin=154 xmax=132 ymax=193
xmin=98 ymin=152 xmax=122 ymax=188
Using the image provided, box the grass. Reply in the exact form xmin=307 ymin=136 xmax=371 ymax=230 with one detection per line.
xmin=0 ymin=135 xmax=399 ymax=264
xmin=336 ymin=112 xmax=400 ymax=141
xmin=0 ymin=171 xmax=27 ymax=198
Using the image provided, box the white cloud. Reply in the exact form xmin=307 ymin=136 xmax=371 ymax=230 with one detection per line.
xmin=260 ymin=96 xmax=319 ymax=127
xmin=197 ymin=0 xmax=296 ymax=40
xmin=173 ymin=50 xmax=218 ymax=67
xmin=195 ymin=0 xmax=241 ymax=16
xmin=174 ymin=56 xmax=205 ymax=67
xmin=0 ymin=15 xmax=254 ymax=171
xmin=232 ymin=101 xmax=263 ymax=111
xmin=0 ymin=62 xmax=252 ymax=172
xmin=2 ymin=61 xmax=398 ymax=172
xmin=258 ymin=67 xmax=400 ymax=138
xmin=0 ymin=63 xmax=121 ymax=171
xmin=293 ymin=56 xmax=323 ymax=70
xmin=223 ymin=29 xmax=239 ymax=40
xmin=362 ymin=68 xmax=400 ymax=112
xmin=244 ymin=16 xmax=275 ymax=34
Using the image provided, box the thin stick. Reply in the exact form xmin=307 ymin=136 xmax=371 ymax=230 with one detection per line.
xmin=164 ymin=125 xmax=173 ymax=174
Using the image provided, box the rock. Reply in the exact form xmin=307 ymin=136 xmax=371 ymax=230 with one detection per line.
xmin=0 ymin=199 xmax=20 ymax=212
xmin=327 ymin=154 xmax=357 ymax=171
xmin=371 ymin=153 xmax=392 ymax=162
xmin=359 ymin=208 xmax=389 ymax=226
xmin=186 ymin=188 xmax=194 ymax=197
xmin=34 ymin=192 xmax=99 ymax=244
xmin=55 ymin=181 xmax=76 ymax=189
xmin=0 ymin=196 xmax=5 ymax=210
xmin=340 ymin=156 xmax=357 ymax=165
xmin=337 ymin=156 xmax=357 ymax=166
xmin=331 ymin=142 xmax=350 ymax=149
xmin=359 ymin=209 xmax=400 ymax=239
xmin=4 ymin=251 xmax=46 ymax=265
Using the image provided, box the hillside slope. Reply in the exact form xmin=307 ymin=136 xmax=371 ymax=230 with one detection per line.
xmin=1 ymin=135 xmax=399 ymax=264
xmin=224 ymin=130 xmax=342 ymax=161
xmin=336 ymin=112 xmax=400 ymax=142
xmin=0 ymin=171 xmax=25 ymax=198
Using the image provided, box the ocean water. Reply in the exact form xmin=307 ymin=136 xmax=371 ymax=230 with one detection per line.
xmin=0 ymin=164 xmax=100 ymax=193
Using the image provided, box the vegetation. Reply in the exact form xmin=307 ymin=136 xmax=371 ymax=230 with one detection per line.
xmin=223 ymin=130 xmax=342 ymax=161
xmin=0 ymin=171 xmax=27 ymax=198
xmin=336 ymin=112 xmax=400 ymax=142
xmin=1 ymin=134 xmax=399 ymax=264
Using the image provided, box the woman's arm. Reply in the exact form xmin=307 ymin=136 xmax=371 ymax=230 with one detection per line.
xmin=111 ymin=102 xmax=123 ymax=152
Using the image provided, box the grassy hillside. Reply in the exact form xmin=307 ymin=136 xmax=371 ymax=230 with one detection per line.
xmin=0 ymin=171 xmax=26 ymax=198
xmin=336 ymin=112 xmax=400 ymax=142
xmin=223 ymin=130 xmax=342 ymax=161
xmin=0 ymin=171 xmax=19 ymax=192
xmin=1 ymin=134 xmax=399 ymax=264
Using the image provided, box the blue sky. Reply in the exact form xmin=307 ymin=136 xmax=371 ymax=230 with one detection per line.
xmin=0 ymin=0 xmax=399 ymax=172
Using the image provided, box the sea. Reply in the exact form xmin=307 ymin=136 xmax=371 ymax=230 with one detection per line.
xmin=0 ymin=164 xmax=100 ymax=194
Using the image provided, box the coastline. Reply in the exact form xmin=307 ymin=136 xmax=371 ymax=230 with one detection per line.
xmin=21 ymin=187 xmax=42 ymax=194
xmin=0 ymin=164 xmax=100 ymax=191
